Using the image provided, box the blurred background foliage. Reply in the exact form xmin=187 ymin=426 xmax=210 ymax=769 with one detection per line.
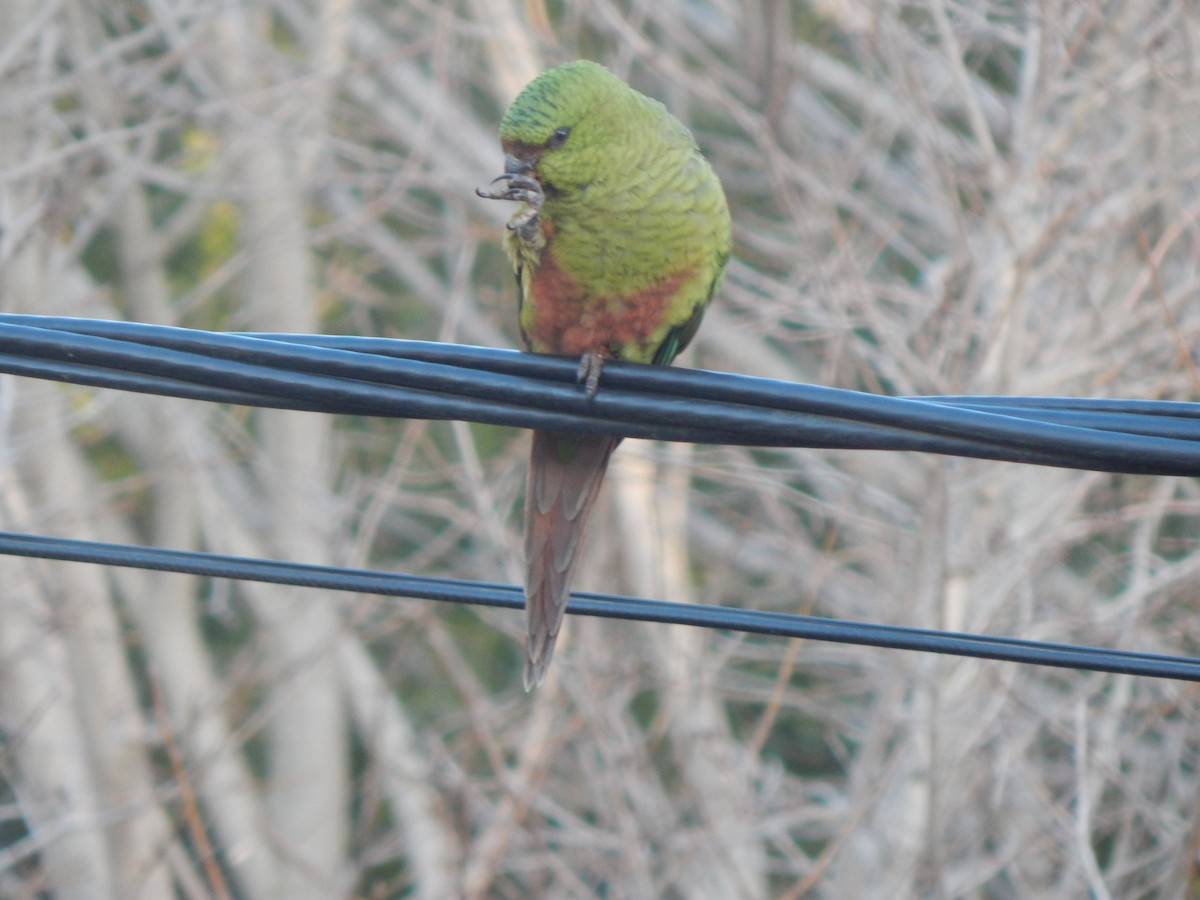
xmin=1 ymin=1 xmax=1200 ymax=897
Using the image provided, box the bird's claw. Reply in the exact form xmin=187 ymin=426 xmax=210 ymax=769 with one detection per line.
xmin=475 ymin=172 xmax=542 ymax=204
xmin=577 ymin=351 xmax=604 ymax=399
xmin=476 ymin=173 xmax=545 ymax=240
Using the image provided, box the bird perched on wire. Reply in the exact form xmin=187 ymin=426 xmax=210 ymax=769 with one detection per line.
xmin=477 ymin=60 xmax=731 ymax=689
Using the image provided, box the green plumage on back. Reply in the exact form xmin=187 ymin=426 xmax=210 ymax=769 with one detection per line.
xmin=490 ymin=60 xmax=730 ymax=365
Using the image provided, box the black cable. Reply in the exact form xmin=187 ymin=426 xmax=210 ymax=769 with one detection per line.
xmin=1 ymin=530 xmax=1195 ymax=681
xmin=1 ymin=315 xmax=1199 ymax=473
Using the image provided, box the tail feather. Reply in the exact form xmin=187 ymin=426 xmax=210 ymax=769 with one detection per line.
xmin=523 ymin=430 xmax=618 ymax=690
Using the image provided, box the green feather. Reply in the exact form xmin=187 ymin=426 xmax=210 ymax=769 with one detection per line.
xmin=497 ymin=60 xmax=731 ymax=366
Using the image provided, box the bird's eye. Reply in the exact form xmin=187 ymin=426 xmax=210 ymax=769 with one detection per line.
xmin=547 ymin=127 xmax=571 ymax=148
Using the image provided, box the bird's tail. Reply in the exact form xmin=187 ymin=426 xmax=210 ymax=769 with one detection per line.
xmin=523 ymin=430 xmax=618 ymax=690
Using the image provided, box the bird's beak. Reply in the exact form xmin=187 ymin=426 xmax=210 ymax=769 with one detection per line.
xmin=504 ymin=154 xmax=535 ymax=176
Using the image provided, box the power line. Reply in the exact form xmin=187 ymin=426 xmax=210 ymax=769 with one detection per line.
xmin=2 ymin=315 xmax=1199 ymax=473
xmin=2 ymin=531 xmax=1195 ymax=681
xmin=0 ymin=315 xmax=1198 ymax=681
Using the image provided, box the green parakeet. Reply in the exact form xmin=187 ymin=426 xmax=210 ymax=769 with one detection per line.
xmin=478 ymin=60 xmax=731 ymax=689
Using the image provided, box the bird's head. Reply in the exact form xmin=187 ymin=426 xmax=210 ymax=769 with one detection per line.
xmin=496 ymin=60 xmax=660 ymax=197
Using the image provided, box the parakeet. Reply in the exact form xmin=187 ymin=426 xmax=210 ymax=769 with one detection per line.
xmin=477 ymin=60 xmax=731 ymax=690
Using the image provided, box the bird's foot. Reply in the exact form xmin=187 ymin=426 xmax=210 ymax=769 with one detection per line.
xmin=576 ymin=350 xmax=604 ymax=398
xmin=476 ymin=173 xmax=544 ymax=241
